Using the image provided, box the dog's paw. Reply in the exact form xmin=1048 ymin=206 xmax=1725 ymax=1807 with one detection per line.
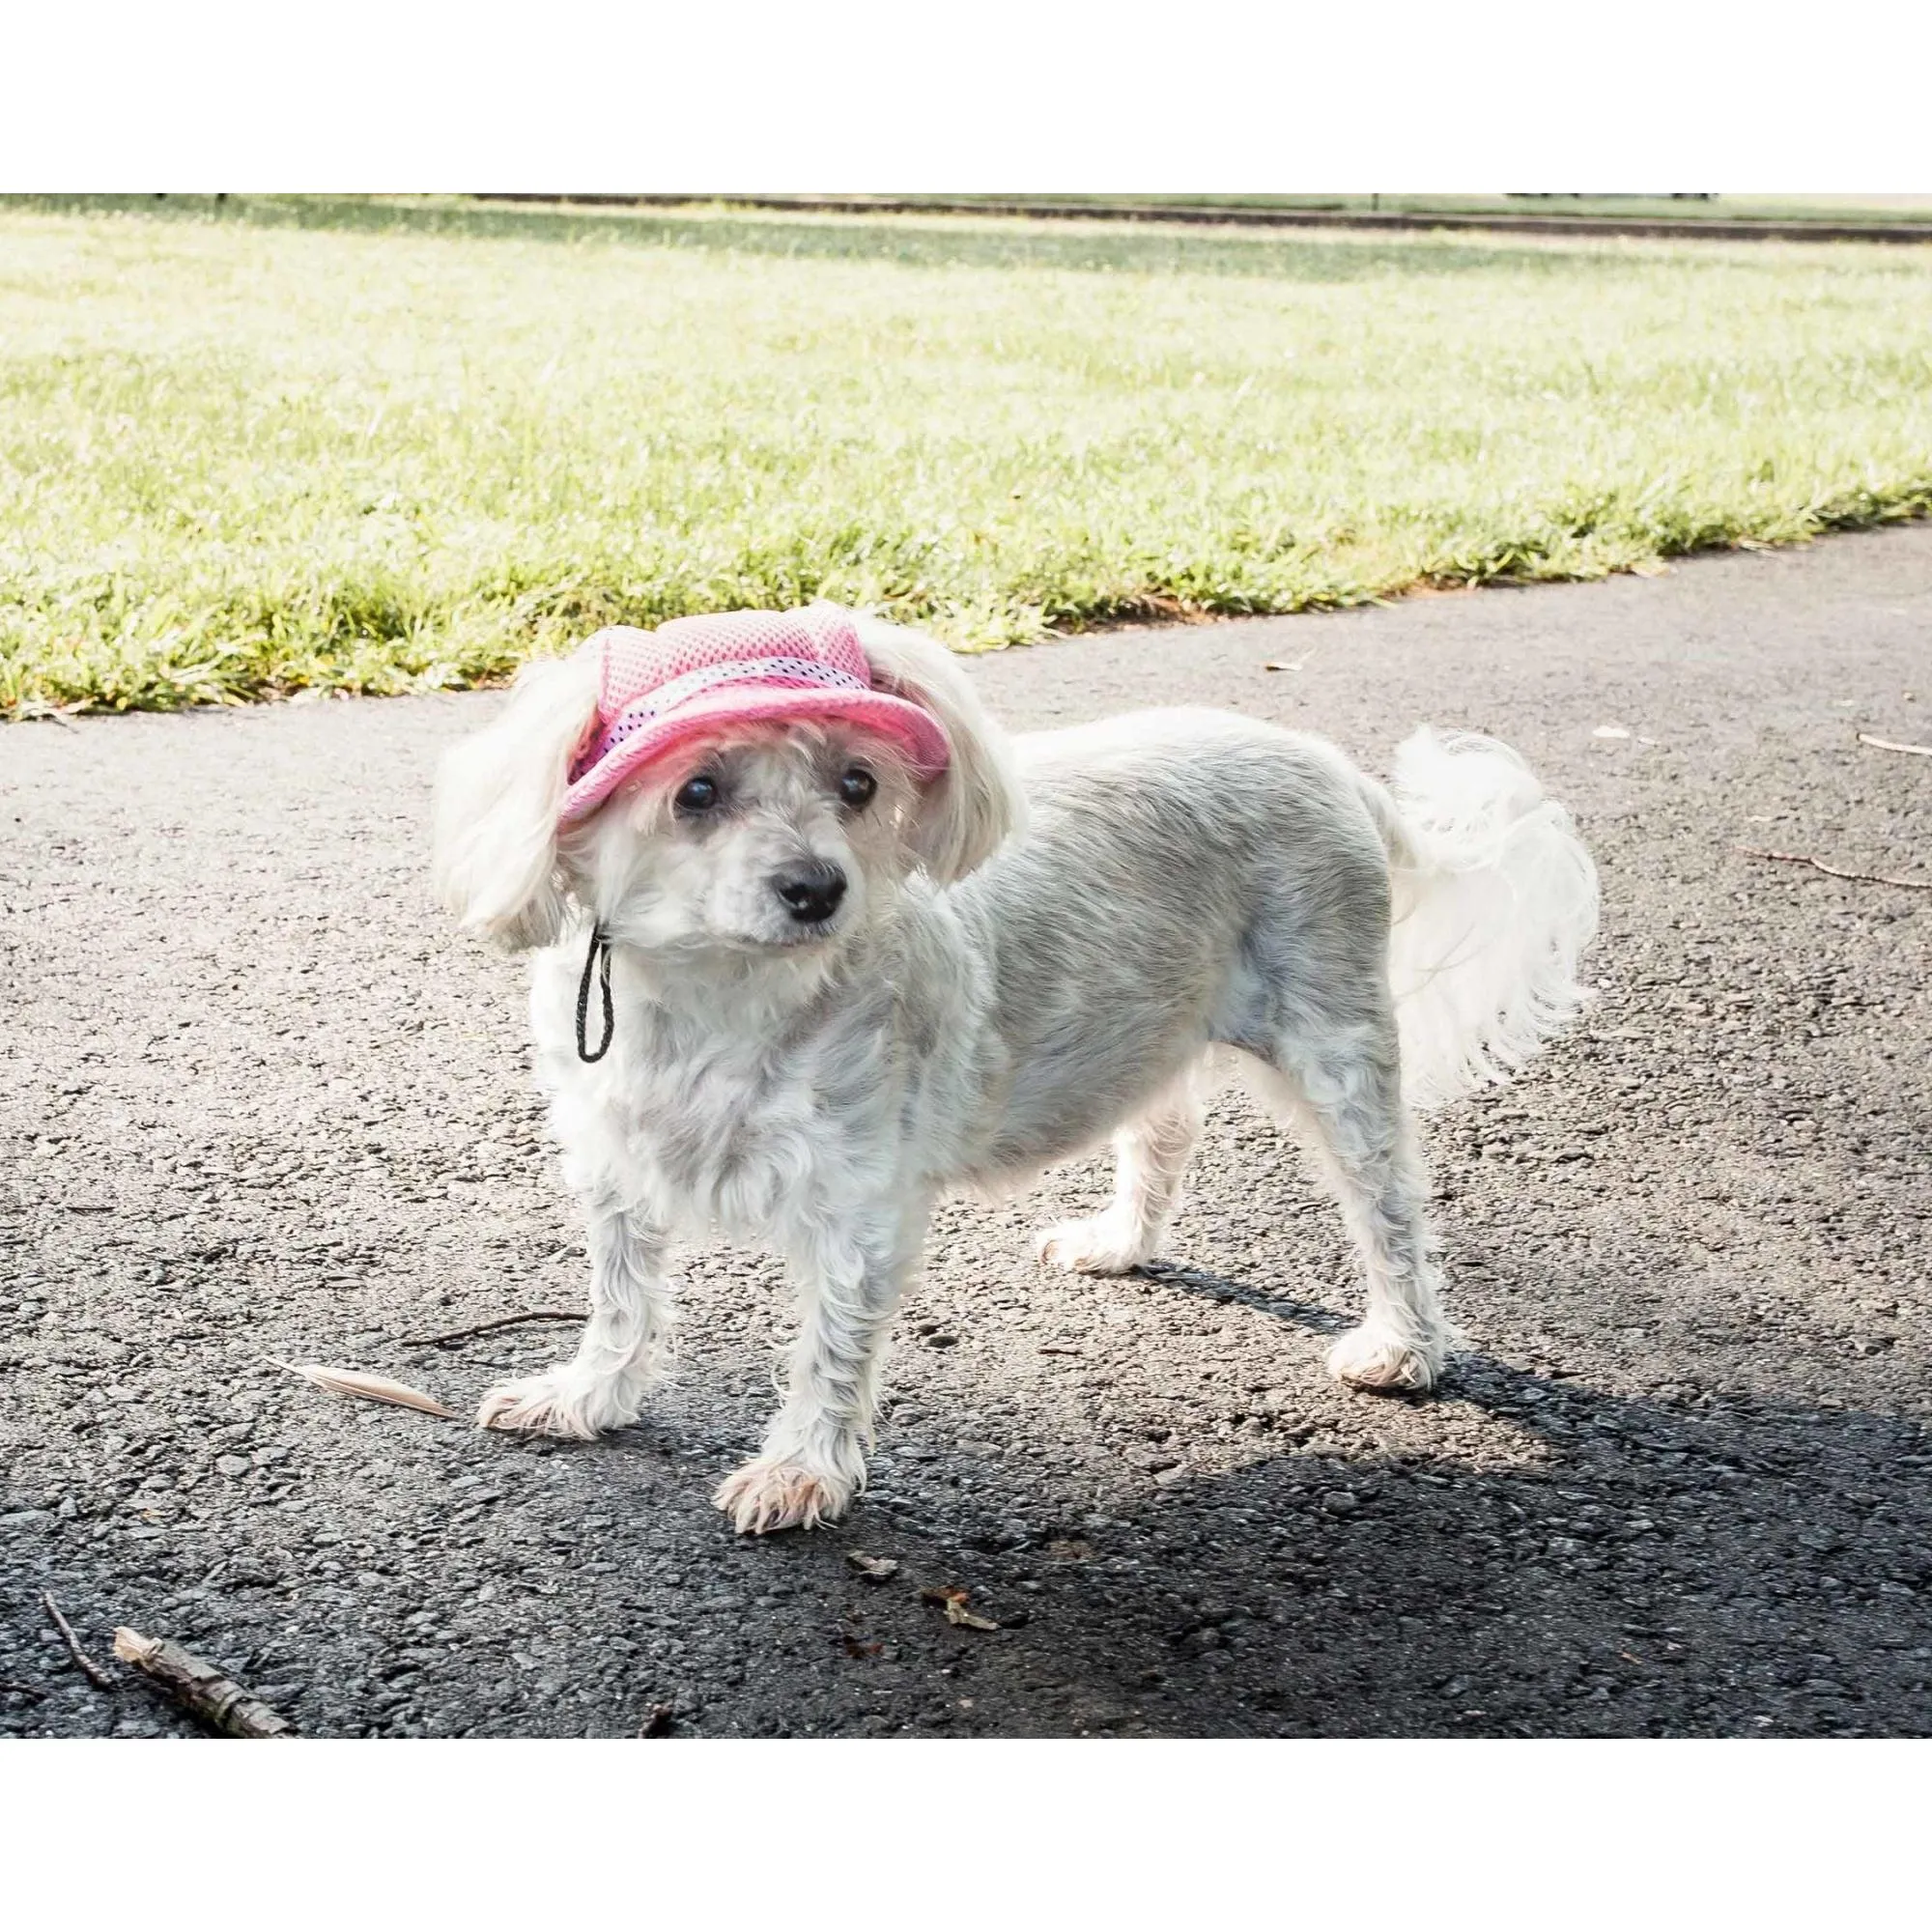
xmin=1035 ymin=1210 xmax=1153 ymax=1276
xmin=713 ymin=1455 xmax=853 ymax=1535
xmin=476 ymin=1371 xmax=638 ymax=1438
xmin=1325 ymin=1321 xmax=1443 ymax=1394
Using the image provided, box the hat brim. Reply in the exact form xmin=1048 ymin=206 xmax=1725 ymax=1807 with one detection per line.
xmin=559 ymin=684 xmax=952 ymax=825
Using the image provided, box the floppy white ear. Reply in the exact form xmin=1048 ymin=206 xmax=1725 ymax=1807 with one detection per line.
xmin=850 ymin=612 xmax=1027 ymax=882
xmin=431 ymin=649 xmax=603 ymax=950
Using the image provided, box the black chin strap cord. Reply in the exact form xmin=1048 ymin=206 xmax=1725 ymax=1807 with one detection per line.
xmin=576 ymin=925 xmax=614 ymax=1063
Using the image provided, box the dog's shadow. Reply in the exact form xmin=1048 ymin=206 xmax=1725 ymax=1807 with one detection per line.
xmin=416 ymin=1233 xmax=1932 ymax=1738
xmin=851 ymin=1370 xmax=1930 ymax=1736
xmin=795 ymin=1238 xmax=1932 ymax=1738
xmin=1130 ymin=1257 xmax=1354 ymax=1340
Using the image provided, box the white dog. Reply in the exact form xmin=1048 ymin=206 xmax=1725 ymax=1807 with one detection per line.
xmin=432 ymin=602 xmax=1598 ymax=1533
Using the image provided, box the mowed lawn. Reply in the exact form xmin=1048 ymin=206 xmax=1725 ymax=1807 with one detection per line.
xmin=4 ymin=195 xmax=1932 ymax=715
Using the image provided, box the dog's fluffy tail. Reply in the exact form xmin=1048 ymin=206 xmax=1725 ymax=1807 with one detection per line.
xmin=1364 ymin=728 xmax=1600 ymax=1111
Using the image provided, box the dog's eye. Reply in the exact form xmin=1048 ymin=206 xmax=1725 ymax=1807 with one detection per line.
xmin=673 ymin=774 xmax=722 ymax=815
xmin=838 ymin=767 xmax=877 ymax=810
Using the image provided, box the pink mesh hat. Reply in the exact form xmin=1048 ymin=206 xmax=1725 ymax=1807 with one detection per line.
xmin=557 ymin=601 xmax=952 ymax=826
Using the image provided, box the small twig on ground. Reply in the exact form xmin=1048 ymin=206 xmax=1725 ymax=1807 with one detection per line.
xmin=0 ymin=1680 xmax=48 ymax=1702
xmin=42 ymin=1592 xmax=116 ymax=1691
xmin=401 ymin=1309 xmax=585 ymax=1348
xmin=1857 ymin=732 xmax=1932 ymax=757
xmin=1037 ymin=1344 xmax=1084 ymax=1356
xmin=1737 ymin=846 xmax=1931 ymax=892
xmin=112 ymin=1629 xmax=293 ymax=1738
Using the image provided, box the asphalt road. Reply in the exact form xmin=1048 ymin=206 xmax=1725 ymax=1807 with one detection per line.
xmin=4 ymin=526 xmax=1928 ymax=1738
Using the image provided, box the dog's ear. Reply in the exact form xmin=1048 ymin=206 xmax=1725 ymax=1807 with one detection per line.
xmin=431 ymin=649 xmax=603 ymax=951
xmin=851 ymin=613 xmax=1027 ymax=882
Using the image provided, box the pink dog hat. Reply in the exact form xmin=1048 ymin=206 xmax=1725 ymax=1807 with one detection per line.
xmin=558 ymin=601 xmax=952 ymax=826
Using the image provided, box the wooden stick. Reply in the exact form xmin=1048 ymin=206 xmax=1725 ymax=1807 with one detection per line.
xmin=401 ymin=1309 xmax=585 ymax=1348
xmin=1737 ymin=846 xmax=1931 ymax=892
xmin=42 ymin=1592 xmax=116 ymax=1691
xmin=112 ymin=1629 xmax=293 ymax=1738
xmin=1857 ymin=732 xmax=1932 ymax=757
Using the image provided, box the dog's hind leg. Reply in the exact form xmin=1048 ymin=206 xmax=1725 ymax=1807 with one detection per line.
xmin=1248 ymin=1025 xmax=1457 ymax=1393
xmin=477 ymin=1197 xmax=672 ymax=1437
xmin=715 ymin=1200 xmax=929 ymax=1535
xmin=1035 ymin=1071 xmax=1206 ymax=1275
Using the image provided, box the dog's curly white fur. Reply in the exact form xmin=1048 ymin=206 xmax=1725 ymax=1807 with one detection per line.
xmin=433 ymin=611 xmax=1598 ymax=1532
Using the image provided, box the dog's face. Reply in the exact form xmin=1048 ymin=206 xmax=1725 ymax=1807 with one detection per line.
xmin=565 ymin=722 xmax=923 ymax=957
xmin=431 ymin=611 xmax=1027 ymax=961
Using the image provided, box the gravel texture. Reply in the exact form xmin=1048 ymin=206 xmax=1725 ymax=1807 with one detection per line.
xmin=3 ymin=526 xmax=1928 ymax=1739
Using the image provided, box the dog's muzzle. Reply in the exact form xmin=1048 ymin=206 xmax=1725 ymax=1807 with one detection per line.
xmin=770 ymin=861 xmax=848 ymax=925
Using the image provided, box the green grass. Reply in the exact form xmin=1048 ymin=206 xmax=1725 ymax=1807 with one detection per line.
xmin=4 ymin=195 xmax=1931 ymax=715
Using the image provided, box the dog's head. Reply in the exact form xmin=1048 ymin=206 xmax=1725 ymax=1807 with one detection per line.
xmin=431 ymin=610 xmax=1025 ymax=968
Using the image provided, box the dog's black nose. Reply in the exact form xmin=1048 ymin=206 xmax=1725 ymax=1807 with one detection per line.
xmin=772 ymin=861 xmax=847 ymax=924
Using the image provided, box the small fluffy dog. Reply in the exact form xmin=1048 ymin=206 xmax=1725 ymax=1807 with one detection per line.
xmin=433 ymin=602 xmax=1598 ymax=1533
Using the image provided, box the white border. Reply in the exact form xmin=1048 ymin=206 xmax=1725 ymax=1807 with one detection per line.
xmin=0 ymin=1740 xmax=1922 ymax=1924
xmin=5 ymin=3 xmax=1930 ymax=191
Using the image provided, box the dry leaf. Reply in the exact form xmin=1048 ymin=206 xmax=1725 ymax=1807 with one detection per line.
xmin=920 ymin=1584 xmax=1001 ymax=1632
xmin=270 ymin=1359 xmax=457 ymax=1418
xmin=845 ymin=1550 xmax=900 ymax=1581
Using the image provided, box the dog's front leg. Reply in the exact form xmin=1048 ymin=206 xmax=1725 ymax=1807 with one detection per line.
xmin=715 ymin=1205 xmax=926 ymax=1534
xmin=477 ymin=1197 xmax=671 ymax=1438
